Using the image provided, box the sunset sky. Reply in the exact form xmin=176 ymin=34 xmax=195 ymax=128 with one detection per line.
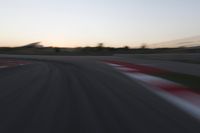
xmin=0 ymin=0 xmax=200 ymax=48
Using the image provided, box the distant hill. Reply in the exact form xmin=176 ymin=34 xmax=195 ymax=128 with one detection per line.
xmin=153 ymin=36 xmax=200 ymax=48
xmin=0 ymin=38 xmax=199 ymax=55
xmin=20 ymin=42 xmax=44 ymax=48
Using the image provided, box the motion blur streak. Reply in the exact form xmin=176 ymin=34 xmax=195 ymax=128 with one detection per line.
xmin=104 ymin=60 xmax=200 ymax=120
xmin=0 ymin=56 xmax=199 ymax=133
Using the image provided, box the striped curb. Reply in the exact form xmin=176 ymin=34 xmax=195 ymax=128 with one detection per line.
xmin=104 ymin=60 xmax=200 ymax=120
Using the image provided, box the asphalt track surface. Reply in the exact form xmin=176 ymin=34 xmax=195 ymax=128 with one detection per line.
xmin=0 ymin=57 xmax=200 ymax=133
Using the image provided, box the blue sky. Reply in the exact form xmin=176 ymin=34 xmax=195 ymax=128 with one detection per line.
xmin=0 ymin=0 xmax=200 ymax=47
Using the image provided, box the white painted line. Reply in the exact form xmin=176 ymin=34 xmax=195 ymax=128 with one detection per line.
xmin=174 ymin=91 xmax=200 ymax=106
xmin=125 ymin=72 xmax=177 ymax=85
xmin=107 ymin=62 xmax=200 ymax=121
xmin=107 ymin=63 xmax=138 ymax=71
xmin=156 ymin=90 xmax=200 ymax=120
xmin=125 ymin=72 xmax=200 ymax=121
xmin=107 ymin=63 xmax=122 ymax=67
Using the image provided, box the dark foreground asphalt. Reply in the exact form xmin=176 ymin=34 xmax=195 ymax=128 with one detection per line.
xmin=0 ymin=57 xmax=199 ymax=133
